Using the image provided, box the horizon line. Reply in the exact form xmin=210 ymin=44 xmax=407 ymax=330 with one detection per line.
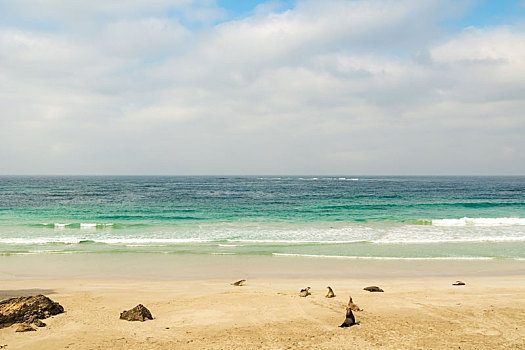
xmin=0 ymin=174 xmax=523 ymax=177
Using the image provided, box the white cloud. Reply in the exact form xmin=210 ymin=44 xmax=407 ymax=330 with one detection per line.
xmin=432 ymin=26 xmax=525 ymax=63
xmin=103 ymin=18 xmax=189 ymax=57
xmin=0 ymin=0 xmax=523 ymax=174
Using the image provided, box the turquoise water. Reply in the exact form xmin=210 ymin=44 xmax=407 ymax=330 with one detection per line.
xmin=0 ymin=176 xmax=524 ymax=259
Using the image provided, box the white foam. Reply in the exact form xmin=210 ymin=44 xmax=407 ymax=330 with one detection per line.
xmin=272 ymin=253 xmax=495 ymax=260
xmin=0 ymin=237 xmax=83 ymax=244
xmin=78 ymin=223 xmax=114 ymax=229
xmin=96 ymin=238 xmax=213 ymax=244
xmin=432 ymin=217 xmax=525 ymax=226
xmin=0 ymin=237 xmax=213 ymax=245
xmin=373 ymin=236 xmax=525 ymax=244
xmin=226 ymin=239 xmax=363 ymax=244
xmin=42 ymin=223 xmax=113 ymax=228
xmin=0 ymin=238 xmax=359 ymax=245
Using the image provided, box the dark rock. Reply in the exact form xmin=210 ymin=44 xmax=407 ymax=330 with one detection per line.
xmin=453 ymin=281 xmax=465 ymax=286
xmin=15 ymin=323 xmax=36 ymax=332
xmin=120 ymin=304 xmax=153 ymax=322
xmin=0 ymin=295 xmax=64 ymax=329
xmin=33 ymin=319 xmax=46 ymax=327
xmin=363 ymin=286 xmax=384 ymax=292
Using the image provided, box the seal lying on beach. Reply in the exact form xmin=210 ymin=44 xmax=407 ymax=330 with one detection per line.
xmin=339 ymin=306 xmax=357 ymax=327
xmin=452 ymin=281 xmax=465 ymax=286
xmin=325 ymin=286 xmax=335 ymax=298
xmin=231 ymin=279 xmax=246 ymax=286
xmin=347 ymin=296 xmax=362 ymax=311
xmin=363 ymin=286 xmax=384 ymax=292
xmin=299 ymin=287 xmax=311 ymax=297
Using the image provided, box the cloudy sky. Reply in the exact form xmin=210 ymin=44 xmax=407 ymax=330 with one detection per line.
xmin=0 ymin=0 xmax=524 ymax=175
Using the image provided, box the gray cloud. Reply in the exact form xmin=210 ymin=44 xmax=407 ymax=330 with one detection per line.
xmin=0 ymin=0 xmax=524 ymax=175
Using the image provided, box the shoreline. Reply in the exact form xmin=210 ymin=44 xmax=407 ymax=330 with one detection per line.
xmin=1 ymin=253 xmax=524 ymax=280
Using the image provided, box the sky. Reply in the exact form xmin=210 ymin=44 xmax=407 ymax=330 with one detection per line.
xmin=0 ymin=0 xmax=524 ymax=175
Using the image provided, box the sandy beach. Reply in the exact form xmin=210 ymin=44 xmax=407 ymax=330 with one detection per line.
xmin=1 ymin=255 xmax=524 ymax=349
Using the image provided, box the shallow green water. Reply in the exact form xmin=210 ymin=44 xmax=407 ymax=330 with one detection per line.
xmin=0 ymin=176 xmax=524 ymax=259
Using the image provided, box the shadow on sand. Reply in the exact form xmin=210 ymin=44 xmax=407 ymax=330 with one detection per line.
xmin=0 ymin=289 xmax=56 ymax=300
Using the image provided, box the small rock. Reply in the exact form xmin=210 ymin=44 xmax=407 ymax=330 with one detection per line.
xmin=452 ymin=281 xmax=465 ymax=286
xmin=33 ymin=320 xmax=46 ymax=327
xmin=363 ymin=286 xmax=384 ymax=292
xmin=15 ymin=323 xmax=36 ymax=332
xmin=120 ymin=304 xmax=153 ymax=322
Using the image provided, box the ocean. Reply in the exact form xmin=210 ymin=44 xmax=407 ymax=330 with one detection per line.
xmin=0 ymin=176 xmax=524 ymax=260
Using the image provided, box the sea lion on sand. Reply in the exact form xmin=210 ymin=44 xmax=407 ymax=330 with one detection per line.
xmin=299 ymin=287 xmax=311 ymax=297
xmin=452 ymin=281 xmax=465 ymax=286
xmin=325 ymin=286 xmax=335 ymax=298
xmin=363 ymin=286 xmax=384 ymax=292
xmin=339 ymin=306 xmax=357 ymax=327
xmin=348 ymin=296 xmax=362 ymax=311
xmin=231 ymin=279 xmax=246 ymax=286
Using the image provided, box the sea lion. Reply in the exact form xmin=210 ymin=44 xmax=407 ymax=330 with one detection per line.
xmin=299 ymin=287 xmax=311 ymax=297
xmin=363 ymin=286 xmax=384 ymax=292
xmin=452 ymin=281 xmax=465 ymax=286
xmin=348 ymin=296 xmax=362 ymax=311
xmin=231 ymin=279 xmax=246 ymax=286
xmin=325 ymin=286 xmax=335 ymax=298
xmin=339 ymin=306 xmax=357 ymax=327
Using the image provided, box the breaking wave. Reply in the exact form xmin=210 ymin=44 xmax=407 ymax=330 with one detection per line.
xmin=272 ymin=253 xmax=497 ymax=260
xmin=431 ymin=217 xmax=525 ymax=226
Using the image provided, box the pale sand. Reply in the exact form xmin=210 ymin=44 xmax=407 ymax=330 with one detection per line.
xmin=0 ymin=255 xmax=524 ymax=349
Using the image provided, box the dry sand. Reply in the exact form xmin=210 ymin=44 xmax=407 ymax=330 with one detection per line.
xmin=1 ymin=275 xmax=524 ymax=349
